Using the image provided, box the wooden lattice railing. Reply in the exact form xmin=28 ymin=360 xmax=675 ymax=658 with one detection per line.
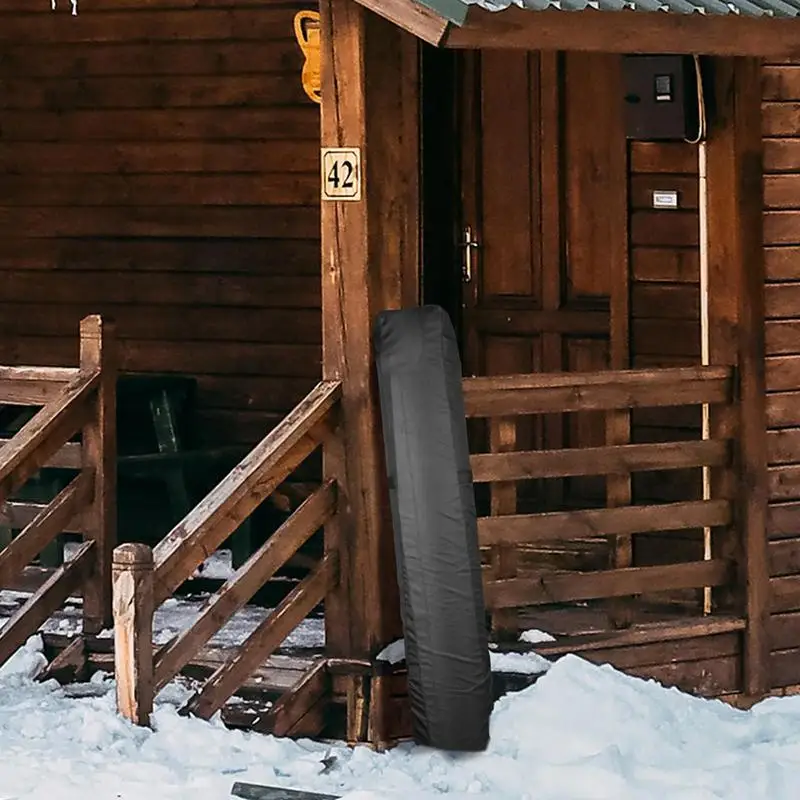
xmin=462 ymin=366 xmax=739 ymax=636
xmin=113 ymin=380 xmax=341 ymax=729
xmin=0 ymin=315 xmax=116 ymax=664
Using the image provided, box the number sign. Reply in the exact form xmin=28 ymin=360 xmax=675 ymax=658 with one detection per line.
xmin=321 ymin=147 xmax=362 ymax=201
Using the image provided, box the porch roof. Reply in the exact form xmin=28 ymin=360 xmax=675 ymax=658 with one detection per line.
xmin=352 ymin=0 xmax=800 ymax=56
xmin=428 ymin=0 xmax=800 ymax=21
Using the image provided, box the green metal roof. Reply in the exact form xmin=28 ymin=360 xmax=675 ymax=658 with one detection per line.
xmin=420 ymin=0 xmax=800 ymax=21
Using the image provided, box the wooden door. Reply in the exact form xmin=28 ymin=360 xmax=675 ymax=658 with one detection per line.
xmin=459 ymin=50 xmax=629 ymax=516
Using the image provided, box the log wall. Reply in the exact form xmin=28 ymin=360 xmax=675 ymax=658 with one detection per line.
xmin=761 ymin=59 xmax=800 ymax=691
xmin=0 ymin=0 xmax=322 ymax=446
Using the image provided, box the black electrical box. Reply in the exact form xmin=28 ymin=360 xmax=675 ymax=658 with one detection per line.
xmin=623 ymin=54 xmax=701 ymax=141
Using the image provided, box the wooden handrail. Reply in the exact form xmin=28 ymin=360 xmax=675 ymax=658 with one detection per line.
xmin=0 ymin=366 xmax=79 ymax=405
xmin=0 ymin=471 xmax=93 ymax=586
xmin=0 ymin=540 xmax=96 ymax=666
xmin=152 ymin=480 xmax=337 ymax=693
xmin=182 ymin=551 xmax=338 ymax=720
xmin=0 ymin=313 xmax=116 ymax=658
xmin=0 ymin=440 xmax=81 ymax=470
xmin=151 ymin=379 xmax=341 ymax=606
xmin=114 ymin=380 xmax=343 ymax=728
xmin=0 ymin=366 xmax=77 ymax=383
xmin=464 ymin=365 xmax=731 ymax=392
xmin=463 ymin=365 xmax=733 ymax=417
xmin=0 ymin=370 xmax=100 ymax=504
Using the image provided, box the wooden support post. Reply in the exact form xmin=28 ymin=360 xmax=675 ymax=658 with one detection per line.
xmin=345 ymin=674 xmax=369 ymax=745
xmin=489 ymin=418 xmax=518 ymax=638
xmin=320 ymin=0 xmax=420 ymax=660
xmin=80 ymin=315 xmax=117 ymax=635
xmin=705 ymin=57 xmax=769 ymax=698
xmin=113 ymin=543 xmax=154 ymax=727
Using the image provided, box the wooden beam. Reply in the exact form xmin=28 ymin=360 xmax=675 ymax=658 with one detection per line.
xmin=0 ymin=441 xmax=82 ymax=470
xmin=320 ymin=0 xmax=418 ymax=658
xmin=470 ymin=439 xmax=729 ymax=483
xmin=254 ymin=659 xmax=330 ymax=737
xmin=477 ymin=499 xmax=731 ymax=546
xmin=706 ymin=58 xmax=769 ymax=699
xmin=470 ymin=440 xmax=730 ymax=483
xmin=151 ymin=381 xmax=340 ymax=606
xmin=444 ymin=7 xmax=800 ymax=58
xmin=0 ymin=371 xmax=98 ymax=505
xmin=36 ymin=636 xmax=88 ymax=685
xmin=0 ymin=472 xmax=92 ymax=587
xmin=182 ymin=553 xmax=336 ymax=720
xmin=350 ymin=0 xmax=450 ymax=46
xmin=484 ymin=558 xmax=732 ymax=609
xmin=530 ymin=615 xmax=747 ymax=658
xmin=80 ymin=315 xmax=117 ymax=635
xmin=152 ymin=482 xmax=336 ymax=693
xmin=462 ymin=366 xmax=733 ymax=417
xmin=0 ymin=540 xmax=95 ymax=668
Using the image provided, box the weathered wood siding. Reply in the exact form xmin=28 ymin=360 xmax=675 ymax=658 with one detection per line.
xmin=0 ymin=0 xmax=321 ymax=446
xmin=761 ymin=59 xmax=800 ymax=690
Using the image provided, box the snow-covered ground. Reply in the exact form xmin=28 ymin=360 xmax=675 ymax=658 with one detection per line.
xmin=3 ymin=634 xmax=800 ymax=800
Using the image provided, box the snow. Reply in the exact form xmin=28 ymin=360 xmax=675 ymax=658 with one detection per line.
xmin=376 ymin=637 xmax=552 ymax=674
xmin=0 ymin=588 xmax=325 ymax=650
xmin=519 ymin=628 xmax=556 ymax=644
xmin=0 ymin=549 xmax=324 ymax=651
xmin=6 ymin=633 xmax=800 ymax=800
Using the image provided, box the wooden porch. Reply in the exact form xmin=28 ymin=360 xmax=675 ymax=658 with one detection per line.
xmin=0 ymin=314 xmax=770 ymax=746
xmin=1 ymin=0 xmax=798 ymax=751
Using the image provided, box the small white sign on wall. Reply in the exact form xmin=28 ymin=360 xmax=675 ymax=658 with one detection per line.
xmin=321 ymin=147 xmax=362 ymax=201
xmin=652 ymin=190 xmax=679 ymax=210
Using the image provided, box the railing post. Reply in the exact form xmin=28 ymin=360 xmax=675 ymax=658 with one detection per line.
xmin=113 ymin=543 xmax=154 ymax=727
xmin=80 ymin=314 xmax=117 ymax=634
xmin=489 ymin=417 xmax=518 ymax=639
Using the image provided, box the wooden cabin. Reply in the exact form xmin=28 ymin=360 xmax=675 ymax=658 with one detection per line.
xmin=0 ymin=0 xmax=324 ymax=561
xmin=4 ymin=0 xmax=800 ymax=748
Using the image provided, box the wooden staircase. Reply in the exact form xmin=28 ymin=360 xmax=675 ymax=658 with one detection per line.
xmin=0 ymin=315 xmax=116 ymax=668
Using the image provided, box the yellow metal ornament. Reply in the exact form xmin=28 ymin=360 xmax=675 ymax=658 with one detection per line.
xmin=293 ymin=10 xmax=321 ymax=105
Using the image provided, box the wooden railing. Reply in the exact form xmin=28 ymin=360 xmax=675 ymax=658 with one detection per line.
xmin=0 ymin=315 xmax=116 ymax=665
xmin=113 ymin=380 xmax=341 ymax=729
xmin=462 ymin=366 xmax=737 ymax=636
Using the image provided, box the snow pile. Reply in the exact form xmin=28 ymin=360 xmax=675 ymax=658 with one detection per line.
xmin=4 ymin=635 xmax=800 ymax=798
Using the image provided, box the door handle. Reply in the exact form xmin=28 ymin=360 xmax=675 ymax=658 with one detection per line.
xmin=461 ymin=226 xmax=479 ymax=283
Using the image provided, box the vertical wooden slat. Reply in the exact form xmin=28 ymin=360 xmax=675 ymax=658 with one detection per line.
xmin=606 ymin=408 xmax=633 ymax=628
xmin=113 ymin=543 xmax=154 ymax=727
xmin=539 ymin=51 xmax=565 ymax=509
xmin=706 ymin=57 xmax=768 ymax=697
xmin=320 ymin=0 xmax=420 ymax=659
xmin=604 ymin=55 xmax=632 ymax=629
xmin=489 ymin=417 xmax=518 ymax=637
xmin=79 ymin=314 xmax=117 ymax=635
